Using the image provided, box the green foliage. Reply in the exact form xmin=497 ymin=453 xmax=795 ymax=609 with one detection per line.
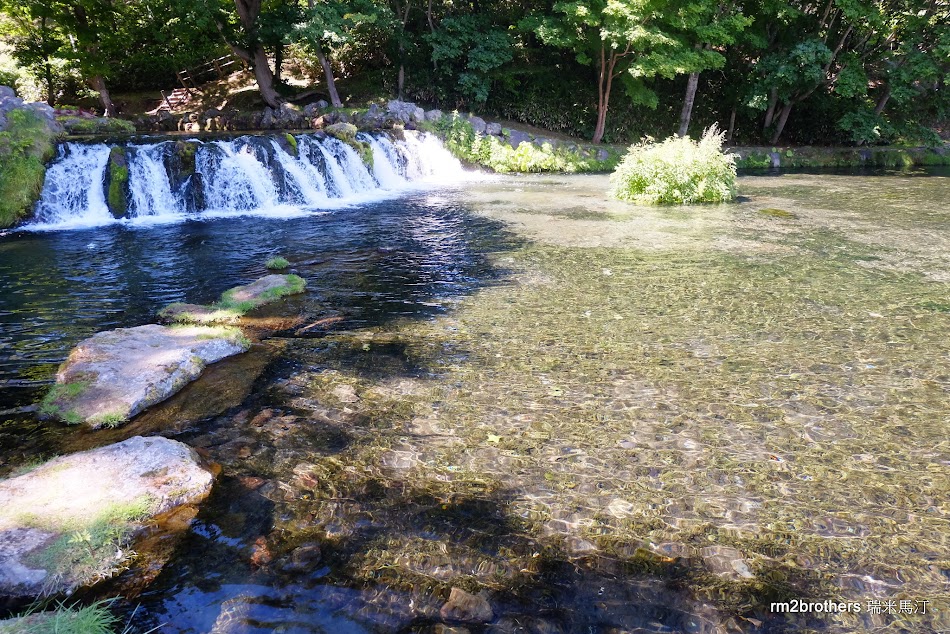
xmin=31 ymin=497 xmax=154 ymax=586
xmin=435 ymin=114 xmax=620 ymax=173
xmin=425 ymin=16 xmax=513 ymax=107
xmin=0 ymin=108 xmax=55 ymax=227
xmin=8 ymin=599 xmax=119 ymax=634
xmin=57 ymin=116 xmax=135 ymax=135
xmin=610 ymin=126 xmax=737 ymax=204
xmin=265 ymin=256 xmax=290 ymax=270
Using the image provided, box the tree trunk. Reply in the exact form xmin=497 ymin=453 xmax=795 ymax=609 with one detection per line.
xmin=251 ymin=47 xmax=282 ymax=108
xmin=726 ymin=107 xmax=736 ymax=143
xmin=593 ymin=52 xmax=607 ymax=145
xmin=678 ymin=71 xmax=701 ymax=137
xmin=769 ymin=101 xmax=793 ymax=144
xmin=45 ymin=63 xmax=55 ymax=106
xmin=874 ymin=84 xmax=891 ymax=115
xmin=274 ymin=44 xmax=283 ymax=84
xmin=398 ymin=64 xmax=405 ymax=99
xmin=90 ymin=75 xmax=117 ymax=117
xmin=763 ymin=87 xmax=778 ymax=132
xmin=316 ymin=46 xmax=342 ymax=108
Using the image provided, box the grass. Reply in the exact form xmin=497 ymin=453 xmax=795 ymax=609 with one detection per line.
xmin=0 ymin=108 xmax=58 ymax=228
xmin=6 ymin=599 xmax=118 ymax=634
xmin=429 ymin=114 xmax=621 ymax=173
xmin=39 ymin=381 xmax=89 ymax=424
xmin=265 ymin=256 xmax=291 ymax=270
xmin=23 ymin=496 xmax=155 ymax=591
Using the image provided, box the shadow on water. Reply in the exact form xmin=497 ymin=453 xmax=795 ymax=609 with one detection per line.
xmin=0 ymin=190 xmax=519 ymax=469
xmin=93 ymin=321 xmax=836 ymax=634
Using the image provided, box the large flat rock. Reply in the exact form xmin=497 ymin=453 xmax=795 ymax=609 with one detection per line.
xmin=42 ymin=324 xmax=250 ymax=427
xmin=0 ymin=436 xmax=215 ymax=600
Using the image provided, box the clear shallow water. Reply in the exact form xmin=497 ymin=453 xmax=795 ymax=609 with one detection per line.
xmin=1 ymin=169 xmax=949 ymax=632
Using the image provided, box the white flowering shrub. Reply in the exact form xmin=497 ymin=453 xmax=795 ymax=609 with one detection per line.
xmin=610 ymin=126 xmax=737 ymax=204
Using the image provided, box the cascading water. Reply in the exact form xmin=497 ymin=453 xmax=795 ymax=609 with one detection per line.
xmin=127 ymin=143 xmax=183 ymax=220
xmin=32 ymin=143 xmax=112 ymax=228
xmin=26 ymin=131 xmax=467 ymax=230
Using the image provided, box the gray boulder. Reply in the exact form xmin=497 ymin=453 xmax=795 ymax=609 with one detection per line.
xmin=506 ymin=129 xmax=531 ymax=149
xmin=485 ymin=122 xmax=502 ymax=136
xmin=42 ymin=324 xmax=250 ymax=428
xmin=0 ymin=86 xmax=14 ymax=100
xmin=424 ymin=109 xmax=443 ymax=122
xmin=0 ymin=436 xmax=215 ymax=600
xmin=387 ymin=99 xmax=421 ymax=123
xmin=467 ymin=116 xmax=487 ymax=135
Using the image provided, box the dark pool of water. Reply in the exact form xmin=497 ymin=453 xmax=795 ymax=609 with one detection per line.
xmin=0 ymin=193 xmax=515 ymax=409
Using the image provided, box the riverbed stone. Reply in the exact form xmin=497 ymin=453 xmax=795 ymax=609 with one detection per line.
xmin=0 ymin=436 xmax=215 ymax=600
xmin=221 ymin=274 xmax=306 ymax=308
xmin=440 ymin=587 xmax=494 ymax=623
xmin=41 ymin=324 xmax=250 ymax=428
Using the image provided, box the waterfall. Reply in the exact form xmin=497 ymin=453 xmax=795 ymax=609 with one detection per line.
xmin=127 ymin=143 xmax=182 ymax=220
xmin=32 ymin=144 xmax=112 ymax=229
xmin=25 ymin=131 xmax=469 ymax=231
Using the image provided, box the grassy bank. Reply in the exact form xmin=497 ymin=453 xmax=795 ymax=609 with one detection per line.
xmin=426 ymin=114 xmax=623 ymax=173
xmin=0 ymin=109 xmax=58 ymax=228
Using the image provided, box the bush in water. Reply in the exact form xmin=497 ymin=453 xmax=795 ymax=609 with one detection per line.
xmin=610 ymin=126 xmax=737 ymax=205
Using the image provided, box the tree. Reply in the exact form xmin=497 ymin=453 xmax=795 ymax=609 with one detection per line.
xmin=425 ymin=15 xmax=513 ymax=108
xmin=667 ymin=0 xmax=752 ymax=136
xmin=293 ymin=0 xmax=394 ymax=108
xmin=0 ymin=0 xmax=121 ymax=115
xmin=526 ymin=0 xmax=680 ymax=144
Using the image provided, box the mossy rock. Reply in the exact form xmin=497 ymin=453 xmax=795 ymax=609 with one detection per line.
xmin=352 ymin=139 xmax=374 ymax=169
xmin=174 ymin=140 xmax=199 ymax=175
xmin=0 ymin=108 xmax=59 ymax=227
xmin=57 ymin=116 xmax=135 ymax=136
xmin=325 ymin=122 xmax=358 ymax=143
xmin=106 ymin=146 xmax=129 ymax=219
xmin=284 ymin=133 xmax=298 ymax=157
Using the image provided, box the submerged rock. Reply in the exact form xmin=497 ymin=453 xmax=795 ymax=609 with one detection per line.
xmin=0 ymin=436 xmax=215 ymax=600
xmin=105 ymin=147 xmax=129 ymax=219
xmin=220 ymin=274 xmax=306 ymax=310
xmin=159 ymin=274 xmax=307 ymax=327
xmin=41 ymin=324 xmax=250 ymax=427
xmin=440 ymin=587 xmax=494 ymax=623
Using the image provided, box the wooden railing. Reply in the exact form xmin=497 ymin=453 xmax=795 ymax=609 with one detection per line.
xmin=175 ymin=54 xmax=247 ymax=91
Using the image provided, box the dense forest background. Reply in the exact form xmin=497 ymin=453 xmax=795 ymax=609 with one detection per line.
xmin=0 ymin=0 xmax=947 ymax=145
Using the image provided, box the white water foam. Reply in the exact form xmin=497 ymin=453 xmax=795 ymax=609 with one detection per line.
xmin=23 ymin=131 xmax=478 ymax=231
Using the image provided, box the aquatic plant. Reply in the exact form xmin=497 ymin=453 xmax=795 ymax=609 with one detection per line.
xmin=610 ymin=126 xmax=737 ymax=204
xmin=265 ymin=256 xmax=291 ymax=270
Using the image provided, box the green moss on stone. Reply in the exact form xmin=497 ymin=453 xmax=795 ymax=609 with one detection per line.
xmin=175 ymin=140 xmax=198 ymax=175
xmin=106 ymin=147 xmax=129 ymax=218
xmin=284 ymin=133 xmax=298 ymax=156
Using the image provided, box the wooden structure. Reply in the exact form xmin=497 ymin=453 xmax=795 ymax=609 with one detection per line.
xmin=175 ymin=53 xmax=246 ymax=91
